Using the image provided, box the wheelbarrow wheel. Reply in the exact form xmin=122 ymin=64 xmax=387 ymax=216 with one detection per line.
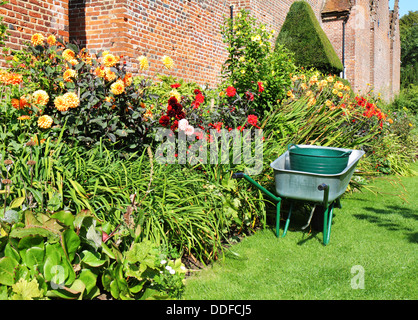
xmin=311 ymin=205 xmax=325 ymax=231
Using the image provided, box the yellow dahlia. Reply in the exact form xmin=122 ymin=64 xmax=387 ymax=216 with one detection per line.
xmin=63 ymin=92 xmax=80 ymax=109
xmin=63 ymin=69 xmax=77 ymax=82
xmin=68 ymin=58 xmax=79 ymax=66
xmin=104 ymin=67 xmax=117 ymax=82
xmin=31 ymin=33 xmax=44 ymax=46
xmin=110 ymin=79 xmax=125 ymax=95
xmin=103 ymin=53 xmax=118 ymax=67
xmin=38 ymin=115 xmax=53 ymax=129
xmin=161 ymin=55 xmax=174 ymax=70
xmin=47 ymin=35 xmax=56 ymax=46
xmin=32 ymin=90 xmax=49 ymax=106
xmin=62 ymin=49 xmax=76 ymax=61
xmin=54 ymin=95 xmax=69 ymax=112
xmin=137 ymin=55 xmax=149 ymax=70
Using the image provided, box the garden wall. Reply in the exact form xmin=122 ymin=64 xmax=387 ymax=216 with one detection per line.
xmin=0 ymin=0 xmax=401 ymax=99
xmin=0 ymin=0 xmax=68 ymax=55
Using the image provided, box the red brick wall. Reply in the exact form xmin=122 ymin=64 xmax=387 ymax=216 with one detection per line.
xmin=67 ymin=0 xmax=233 ymax=88
xmin=0 ymin=0 xmax=68 ymax=53
xmin=0 ymin=0 xmax=401 ymax=99
xmin=391 ymin=4 xmax=401 ymax=96
xmin=124 ymin=0 xmax=232 ymax=87
xmin=371 ymin=0 xmax=392 ymax=99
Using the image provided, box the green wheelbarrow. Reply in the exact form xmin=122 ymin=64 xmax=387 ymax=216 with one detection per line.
xmin=233 ymin=145 xmax=365 ymax=245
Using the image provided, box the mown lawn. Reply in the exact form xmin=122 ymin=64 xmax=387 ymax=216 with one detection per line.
xmin=183 ymin=163 xmax=418 ymax=300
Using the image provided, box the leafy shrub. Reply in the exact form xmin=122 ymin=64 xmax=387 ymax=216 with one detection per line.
xmin=220 ymin=9 xmax=296 ymax=117
xmin=276 ymin=1 xmax=343 ymax=75
xmin=5 ymin=35 xmax=159 ymax=151
xmin=390 ymin=84 xmax=418 ymax=115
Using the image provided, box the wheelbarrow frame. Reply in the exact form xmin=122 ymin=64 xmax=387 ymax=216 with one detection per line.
xmin=233 ymin=146 xmax=365 ymax=245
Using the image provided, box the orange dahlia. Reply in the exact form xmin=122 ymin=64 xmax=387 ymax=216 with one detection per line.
xmin=110 ymin=79 xmax=125 ymax=95
xmin=11 ymin=96 xmax=29 ymax=109
xmin=32 ymin=90 xmax=49 ymax=106
xmin=94 ymin=66 xmax=105 ymax=78
xmin=47 ymin=35 xmax=56 ymax=46
xmin=63 ymin=69 xmax=77 ymax=82
xmin=0 ymin=71 xmax=23 ymax=85
xmin=63 ymin=92 xmax=80 ymax=109
xmin=38 ymin=115 xmax=53 ymax=129
xmin=62 ymin=49 xmax=76 ymax=61
xmin=103 ymin=53 xmax=119 ymax=67
xmin=31 ymin=33 xmax=44 ymax=46
xmin=54 ymin=95 xmax=69 ymax=112
xmin=123 ymin=72 xmax=133 ymax=86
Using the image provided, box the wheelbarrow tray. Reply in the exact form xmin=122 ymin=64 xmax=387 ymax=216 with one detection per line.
xmin=270 ymin=146 xmax=365 ymax=203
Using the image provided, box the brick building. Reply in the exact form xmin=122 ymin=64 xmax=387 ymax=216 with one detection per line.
xmin=0 ymin=0 xmax=400 ymax=100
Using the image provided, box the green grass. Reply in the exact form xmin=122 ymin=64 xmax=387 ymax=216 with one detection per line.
xmin=183 ymin=163 xmax=418 ymax=300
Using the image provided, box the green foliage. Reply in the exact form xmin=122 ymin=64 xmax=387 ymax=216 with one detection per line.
xmin=390 ymin=84 xmax=418 ymax=115
xmin=276 ymin=1 xmax=343 ymax=75
xmin=400 ymin=11 xmax=418 ymax=88
xmin=5 ymin=37 xmax=157 ymax=151
xmin=220 ymin=9 xmax=296 ymax=117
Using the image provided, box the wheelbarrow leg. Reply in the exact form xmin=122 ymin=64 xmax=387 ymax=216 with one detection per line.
xmin=276 ymin=202 xmax=281 ymax=238
xmin=318 ymin=183 xmax=333 ymax=245
xmin=322 ymin=202 xmax=335 ymax=245
xmin=281 ymin=201 xmax=293 ymax=238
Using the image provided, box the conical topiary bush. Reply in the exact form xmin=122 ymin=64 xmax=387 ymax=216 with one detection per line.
xmin=275 ymin=1 xmax=344 ymax=75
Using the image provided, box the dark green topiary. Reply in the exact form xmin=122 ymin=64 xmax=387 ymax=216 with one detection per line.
xmin=275 ymin=1 xmax=343 ymax=75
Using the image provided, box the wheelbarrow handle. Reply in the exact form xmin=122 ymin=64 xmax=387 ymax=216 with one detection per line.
xmin=232 ymin=172 xmax=281 ymax=203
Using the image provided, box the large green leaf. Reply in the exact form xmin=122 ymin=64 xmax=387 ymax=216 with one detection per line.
xmin=80 ymin=250 xmax=106 ymax=267
xmin=0 ymin=256 xmax=19 ymax=286
xmin=17 ymin=235 xmax=45 ymax=266
xmin=78 ymin=268 xmax=97 ymax=295
xmin=9 ymin=196 xmax=25 ymax=209
xmin=10 ymin=227 xmax=58 ymax=241
xmin=25 ymin=247 xmax=45 ymax=269
xmin=61 ymin=229 xmax=80 ymax=262
xmin=51 ymin=210 xmax=75 ymax=228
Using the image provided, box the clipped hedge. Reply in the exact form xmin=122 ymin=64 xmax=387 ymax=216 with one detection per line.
xmin=275 ymin=1 xmax=344 ymax=75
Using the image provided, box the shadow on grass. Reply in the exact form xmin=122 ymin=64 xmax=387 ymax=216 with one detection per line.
xmin=363 ymin=205 xmax=417 ymax=220
xmin=265 ymin=201 xmax=329 ymax=246
xmin=353 ymin=205 xmax=417 ymax=244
